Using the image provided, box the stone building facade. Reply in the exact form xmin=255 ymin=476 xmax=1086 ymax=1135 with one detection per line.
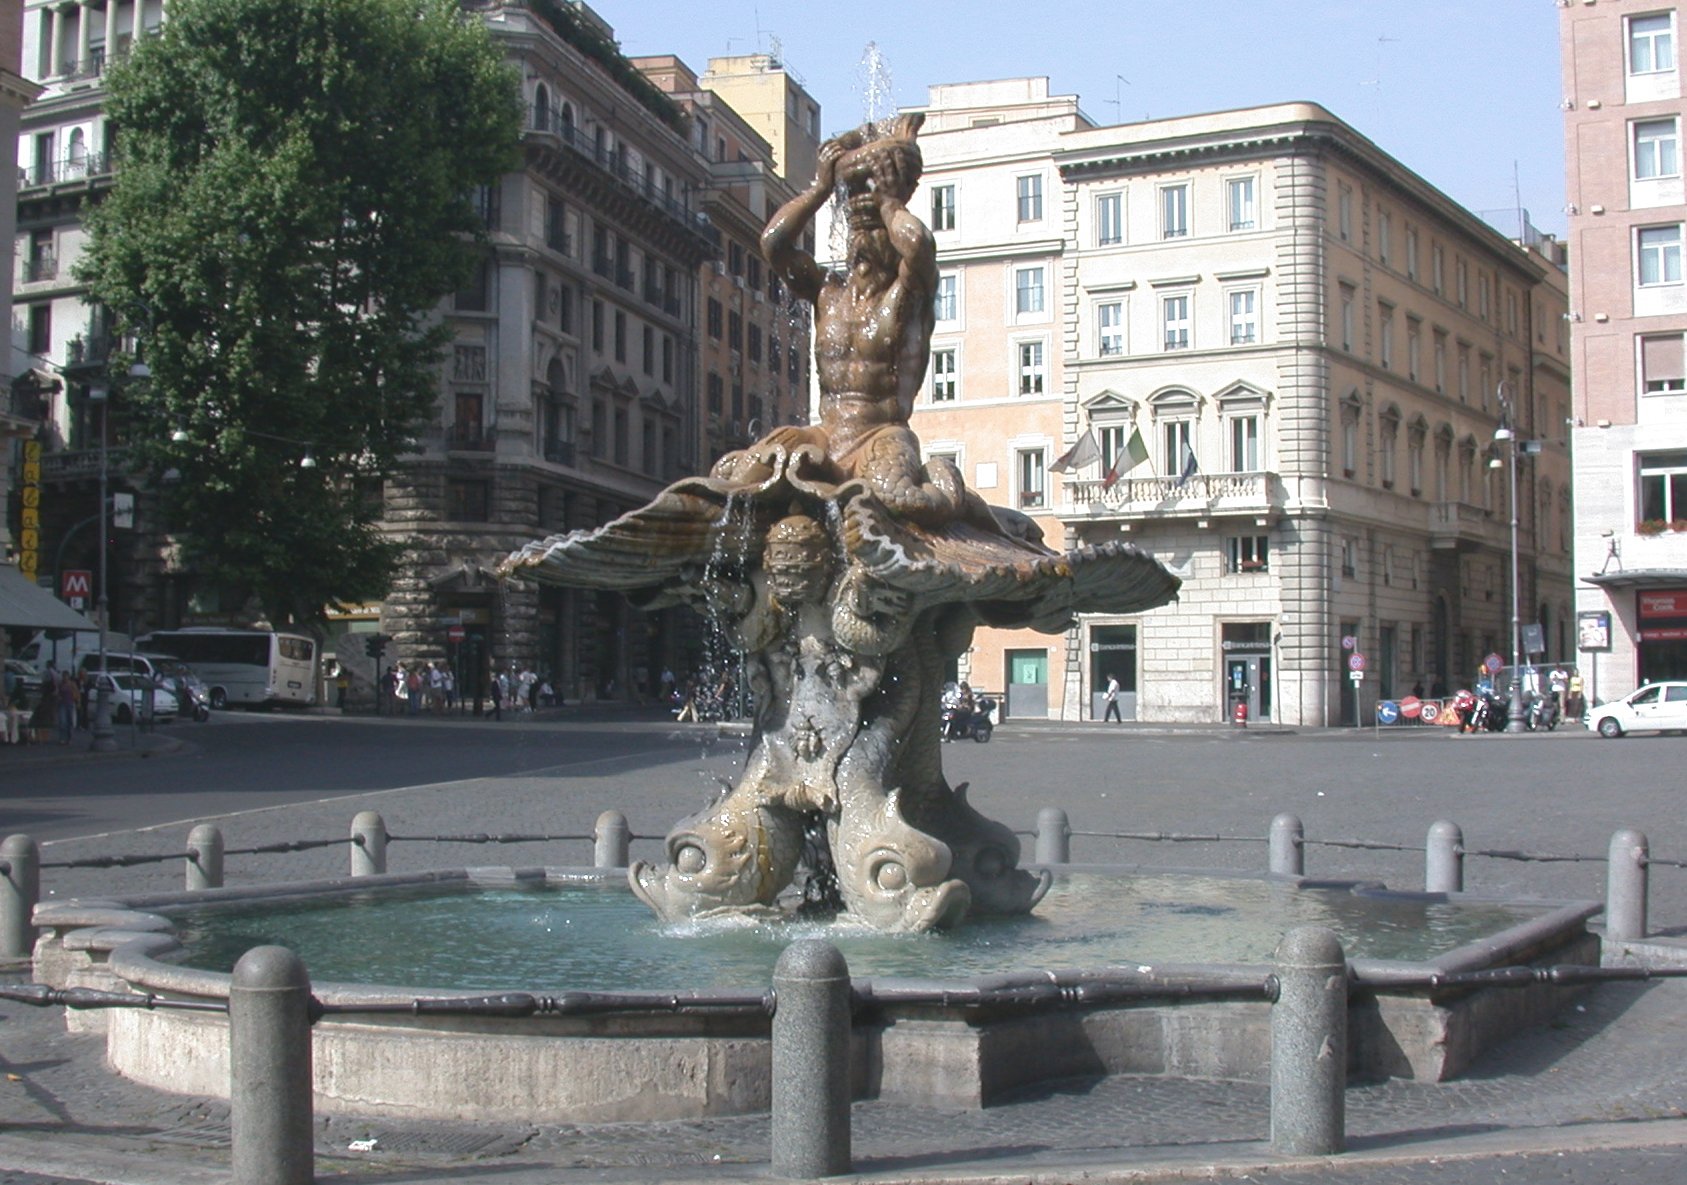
xmin=877 ymin=79 xmax=1573 ymax=725
xmin=5 ymin=0 xmax=816 ymax=703
xmin=1560 ymin=1 xmax=1687 ymax=703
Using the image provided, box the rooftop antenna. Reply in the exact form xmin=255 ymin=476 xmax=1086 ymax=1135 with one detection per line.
xmin=1103 ymin=73 xmax=1130 ymax=124
xmin=1359 ymin=34 xmax=1398 ymax=132
xmin=1513 ymin=159 xmax=1526 ymax=243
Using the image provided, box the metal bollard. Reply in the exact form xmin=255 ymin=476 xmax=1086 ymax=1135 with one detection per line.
xmin=230 ymin=946 xmax=314 ymax=1185
xmin=1425 ymin=821 xmax=1463 ymax=894
xmin=1607 ymin=828 xmax=1649 ymax=942
xmin=186 ymin=824 xmax=225 ymax=891
xmin=1269 ymin=814 xmax=1304 ymax=877
xmin=350 ymin=811 xmax=387 ymax=876
xmin=1034 ymin=807 xmax=1071 ymax=865
xmin=771 ymin=940 xmax=852 ymax=1179
xmin=0 ymin=834 xmax=39 ymax=960
xmin=594 ymin=810 xmax=631 ymax=869
xmin=1271 ymin=925 xmax=1347 ymax=1156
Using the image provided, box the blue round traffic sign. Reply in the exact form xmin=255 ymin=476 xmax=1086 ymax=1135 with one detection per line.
xmin=1377 ymin=700 xmax=1400 ymax=725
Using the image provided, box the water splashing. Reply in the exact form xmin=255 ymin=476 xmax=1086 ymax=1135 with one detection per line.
xmin=856 ymin=42 xmax=896 ymax=135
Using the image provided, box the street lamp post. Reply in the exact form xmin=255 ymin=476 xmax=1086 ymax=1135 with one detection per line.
xmin=88 ymin=382 xmax=115 ymax=752
xmin=1494 ymin=406 xmax=1526 ymax=735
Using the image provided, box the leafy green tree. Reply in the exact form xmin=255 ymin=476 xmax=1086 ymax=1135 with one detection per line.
xmin=79 ymin=0 xmax=521 ymax=627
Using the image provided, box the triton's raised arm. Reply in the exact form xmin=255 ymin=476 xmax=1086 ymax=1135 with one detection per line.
xmin=760 ymin=137 xmax=849 ymax=304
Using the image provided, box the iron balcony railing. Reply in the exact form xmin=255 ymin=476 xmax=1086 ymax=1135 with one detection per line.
xmin=524 ymin=106 xmax=712 ymax=240
xmin=18 ymin=152 xmax=114 ymax=189
xmin=446 ymin=425 xmax=496 ymax=451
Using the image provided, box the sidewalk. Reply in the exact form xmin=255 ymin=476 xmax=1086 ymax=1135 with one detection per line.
xmin=3 ymin=956 xmax=1687 ymax=1184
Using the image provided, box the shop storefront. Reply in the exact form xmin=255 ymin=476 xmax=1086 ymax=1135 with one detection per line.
xmin=1637 ymin=589 xmax=1687 ymax=685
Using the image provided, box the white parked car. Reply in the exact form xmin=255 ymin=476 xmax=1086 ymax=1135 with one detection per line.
xmin=93 ymin=672 xmax=179 ymax=725
xmin=1586 ymin=681 xmax=1687 ymax=739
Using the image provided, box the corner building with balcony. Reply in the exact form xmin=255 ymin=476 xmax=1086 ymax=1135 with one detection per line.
xmin=1560 ymin=2 xmax=1687 ymax=702
xmin=894 ymin=80 xmax=1572 ymax=725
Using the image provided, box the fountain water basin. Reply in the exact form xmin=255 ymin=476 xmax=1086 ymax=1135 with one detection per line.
xmin=32 ymin=865 xmax=1601 ymax=1122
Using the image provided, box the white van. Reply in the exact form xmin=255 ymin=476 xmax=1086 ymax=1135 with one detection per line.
xmin=16 ymin=630 xmax=134 ymax=678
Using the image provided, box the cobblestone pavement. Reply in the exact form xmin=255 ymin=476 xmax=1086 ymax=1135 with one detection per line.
xmin=6 ymin=720 xmax=1687 ymax=1183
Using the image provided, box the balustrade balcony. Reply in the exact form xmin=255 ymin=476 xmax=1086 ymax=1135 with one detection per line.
xmin=1061 ymin=470 xmax=1274 ymax=518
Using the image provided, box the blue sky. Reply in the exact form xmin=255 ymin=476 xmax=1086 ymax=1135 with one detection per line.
xmin=605 ymin=0 xmax=1568 ymax=237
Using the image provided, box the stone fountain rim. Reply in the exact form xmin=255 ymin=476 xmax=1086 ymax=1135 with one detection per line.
xmin=36 ymin=863 xmax=1602 ymax=1004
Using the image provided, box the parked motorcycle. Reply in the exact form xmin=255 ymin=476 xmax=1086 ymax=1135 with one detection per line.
xmin=940 ymin=685 xmax=995 ymax=743
xmin=1527 ymin=693 xmax=1560 ymax=732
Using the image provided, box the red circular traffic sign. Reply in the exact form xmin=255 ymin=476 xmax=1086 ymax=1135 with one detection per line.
xmin=447 ymin=625 xmax=466 ymax=644
xmin=1420 ymin=700 xmax=1441 ymax=724
xmin=1400 ymin=695 xmax=1422 ymax=718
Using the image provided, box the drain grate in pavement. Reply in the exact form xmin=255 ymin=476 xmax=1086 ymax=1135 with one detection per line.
xmin=146 ymin=1121 xmax=230 ymax=1147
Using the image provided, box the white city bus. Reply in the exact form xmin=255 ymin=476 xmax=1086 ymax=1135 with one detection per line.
xmin=135 ymin=629 xmax=318 ymax=709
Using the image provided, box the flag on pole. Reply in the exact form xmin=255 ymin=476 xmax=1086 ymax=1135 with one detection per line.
xmin=1102 ymin=427 xmax=1150 ymax=490
xmin=1049 ymin=428 xmax=1100 ymax=474
xmin=1175 ymin=440 xmax=1199 ymax=488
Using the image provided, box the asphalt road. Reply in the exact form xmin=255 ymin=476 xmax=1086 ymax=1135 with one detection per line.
xmin=4 ymin=713 xmax=1682 ymax=925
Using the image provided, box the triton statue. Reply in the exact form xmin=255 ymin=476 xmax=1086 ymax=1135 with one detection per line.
xmin=500 ymin=114 xmax=1179 ymax=933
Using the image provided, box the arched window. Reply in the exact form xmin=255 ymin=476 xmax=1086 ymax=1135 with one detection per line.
xmin=66 ymin=128 xmax=86 ymax=178
xmin=533 ymin=84 xmax=550 ymax=131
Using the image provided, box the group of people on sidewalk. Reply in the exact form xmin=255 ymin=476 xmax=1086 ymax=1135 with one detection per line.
xmin=381 ymin=661 xmax=558 ymax=720
xmin=1 ymin=663 xmax=96 ymax=745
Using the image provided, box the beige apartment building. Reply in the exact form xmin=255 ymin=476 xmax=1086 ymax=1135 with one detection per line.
xmin=886 ymin=79 xmax=1573 ymax=725
xmin=1561 ymin=1 xmax=1687 ymax=703
xmin=634 ymin=54 xmax=817 ymax=456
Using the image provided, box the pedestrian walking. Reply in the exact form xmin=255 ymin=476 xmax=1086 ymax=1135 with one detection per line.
xmin=405 ymin=666 xmax=423 ymax=717
xmin=1102 ymin=674 xmax=1122 ymax=723
xmin=54 ymin=669 xmax=78 ymax=744
xmin=443 ymin=667 xmax=456 ymax=712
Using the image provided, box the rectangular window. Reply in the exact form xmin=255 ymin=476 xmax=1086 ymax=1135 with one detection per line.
xmin=642 ymin=325 xmax=655 ymax=374
xmin=1230 ymin=415 xmax=1260 ymax=471
xmin=1339 ymin=285 xmax=1355 ymax=352
xmin=445 ymin=479 xmax=490 ymax=522
xmin=1407 ymin=317 xmax=1422 ymax=382
xmin=706 ymin=298 xmax=722 ymax=339
xmin=1431 ymin=243 xmax=1444 ymax=294
xmin=747 ymin=324 xmax=763 ymax=364
xmin=1639 ymin=450 xmax=1687 ymax=522
xmin=1018 ymin=340 xmax=1045 ymax=395
xmin=1162 ymin=419 xmax=1192 ymax=474
xmin=1338 ymin=185 xmax=1352 ymax=241
xmin=1434 ymin=330 xmax=1448 ymax=393
xmin=931 ymin=183 xmax=956 ymax=231
xmin=1096 ymin=192 xmax=1123 ymax=245
xmin=1630 ymin=12 xmax=1676 ymax=74
xmin=728 ymin=310 xmax=742 ymax=351
xmin=1456 ymin=258 xmax=1468 ymax=308
xmin=1378 ymin=210 xmax=1392 ymax=266
xmin=591 ymin=300 xmax=604 ymax=352
xmin=1642 ymin=333 xmax=1687 ymax=392
xmin=1640 ymin=224 xmax=1684 ymax=285
xmin=1227 ymin=535 xmax=1268 ymax=573
xmin=614 ymin=310 xmax=626 ymax=362
xmin=1162 ymin=294 xmax=1191 ymax=350
xmin=1378 ymin=303 xmax=1393 ymax=369
xmin=1017 ymin=448 xmax=1047 ymax=509
xmin=1636 ymin=117 xmax=1681 ymax=179
xmin=1228 ymin=289 xmax=1257 ymax=345
xmin=1014 ymin=266 xmax=1045 ymax=315
xmin=934 ymin=274 xmax=958 ymax=321
xmin=1458 ymin=345 xmax=1471 ymax=402
xmin=1161 ymin=184 xmax=1189 ymax=239
xmin=1226 ymin=176 xmax=1256 ymax=231
xmin=1098 ymin=301 xmax=1124 ymax=355
xmin=1405 ymin=226 xmax=1418 ymax=280
xmin=931 ymin=348 xmax=957 ymax=401
xmin=1016 ymin=174 xmax=1043 ymax=223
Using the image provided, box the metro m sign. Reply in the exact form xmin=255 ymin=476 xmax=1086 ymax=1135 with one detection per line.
xmin=61 ymin=569 xmax=92 ymax=604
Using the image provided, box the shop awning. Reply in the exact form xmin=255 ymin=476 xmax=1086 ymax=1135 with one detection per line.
xmin=1582 ymin=568 xmax=1687 ymax=590
xmin=0 ymin=564 xmax=98 ymax=631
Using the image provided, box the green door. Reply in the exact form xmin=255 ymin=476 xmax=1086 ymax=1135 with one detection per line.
xmin=1005 ymin=649 xmax=1048 ymax=719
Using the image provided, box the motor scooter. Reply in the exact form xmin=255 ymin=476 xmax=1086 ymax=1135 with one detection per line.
xmin=1527 ymin=693 xmax=1560 ymax=731
xmin=940 ymin=687 xmax=995 ymax=743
